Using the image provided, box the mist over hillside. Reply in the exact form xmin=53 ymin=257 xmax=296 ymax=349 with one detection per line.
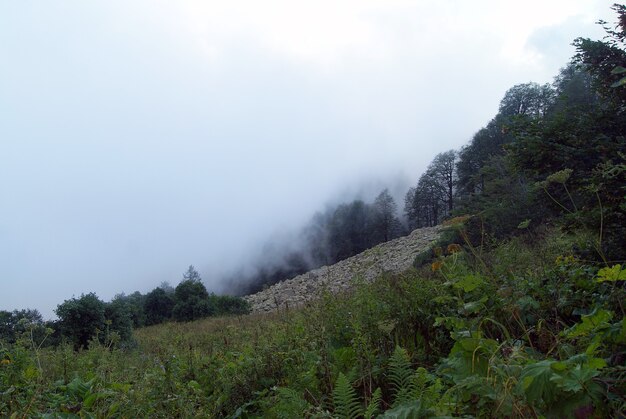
xmin=218 ymin=176 xmax=412 ymax=296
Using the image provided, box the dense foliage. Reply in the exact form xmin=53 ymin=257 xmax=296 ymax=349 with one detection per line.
xmin=1 ymin=227 xmax=624 ymax=417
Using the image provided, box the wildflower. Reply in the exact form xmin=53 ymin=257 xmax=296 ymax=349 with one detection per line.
xmin=431 ymin=261 xmax=444 ymax=272
xmin=1 ymin=359 xmax=10 ymax=366
xmin=447 ymin=243 xmax=462 ymax=254
xmin=546 ymin=168 xmax=573 ymax=184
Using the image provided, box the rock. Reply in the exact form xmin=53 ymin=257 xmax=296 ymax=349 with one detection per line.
xmin=244 ymin=226 xmax=441 ymax=313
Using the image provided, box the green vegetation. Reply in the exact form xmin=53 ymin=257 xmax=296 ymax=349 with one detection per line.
xmin=0 ymin=265 xmax=251 ymax=354
xmin=1 ymin=226 xmax=624 ymax=417
xmin=1 ymin=4 xmax=625 ymax=417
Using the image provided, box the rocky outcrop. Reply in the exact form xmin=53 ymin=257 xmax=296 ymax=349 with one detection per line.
xmin=244 ymin=226 xmax=441 ymax=313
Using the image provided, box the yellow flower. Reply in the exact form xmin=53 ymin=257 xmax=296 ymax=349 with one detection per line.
xmin=431 ymin=261 xmax=444 ymax=272
xmin=1 ymin=359 xmax=10 ymax=365
xmin=447 ymin=243 xmax=462 ymax=254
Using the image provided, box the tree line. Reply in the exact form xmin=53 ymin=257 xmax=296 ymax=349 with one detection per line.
xmin=0 ymin=265 xmax=249 ymax=350
xmin=224 ymin=188 xmax=406 ymax=295
xmin=404 ymin=7 xmax=625 ymax=265
xmin=231 ymin=5 xmax=626 ymax=293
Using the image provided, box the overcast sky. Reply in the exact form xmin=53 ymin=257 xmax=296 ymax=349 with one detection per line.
xmin=0 ymin=1 xmax=613 ymax=319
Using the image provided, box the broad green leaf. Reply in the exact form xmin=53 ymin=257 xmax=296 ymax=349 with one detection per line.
xmin=550 ymin=361 xmax=568 ymax=372
xmin=586 ymin=357 xmax=607 ymax=369
xmin=462 ymin=296 xmax=488 ymax=314
xmin=459 ymin=337 xmax=481 ymax=352
xmin=596 ymin=264 xmax=626 ymax=282
xmin=611 ymin=65 xmax=626 ymax=74
xmin=550 ymin=364 xmax=600 ymax=393
xmin=453 ymin=274 xmax=484 ymax=292
xmin=564 ymin=309 xmax=613 ymax=338
xmin=520 ymin=360 xmax=557 ymax=403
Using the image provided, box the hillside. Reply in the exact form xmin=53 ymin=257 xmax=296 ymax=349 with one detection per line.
xmin=244 ymin=226 xmax=440 ymax=313
xmin=1 ymin=7 xmax=625 ymax=417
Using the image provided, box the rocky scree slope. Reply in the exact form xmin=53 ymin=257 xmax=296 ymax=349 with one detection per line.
xmin=244 ymin=226 xmax=441 ymax=313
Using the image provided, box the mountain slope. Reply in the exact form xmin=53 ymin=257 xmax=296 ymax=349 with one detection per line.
xmin=244 ymin=226 xmax=441 ymax=313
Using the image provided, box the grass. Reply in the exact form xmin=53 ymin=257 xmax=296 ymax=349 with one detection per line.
xmin=1 ymin=226 xmax=624 ymax=417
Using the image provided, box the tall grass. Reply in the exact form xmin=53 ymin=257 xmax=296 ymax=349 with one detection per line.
xmin=1 ymin=227 xmax=624 ymax=417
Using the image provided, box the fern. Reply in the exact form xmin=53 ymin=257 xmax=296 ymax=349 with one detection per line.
xmin=364 ymin=387 xmax=382 ymax=419
xmin=379 ymin=400 xmax=435 ymax=419
xmin=388 ymin=346 xmax=441 ymax=410
xmin=333 ymin=372 xmax=361 ymax=419
xmin=265 ymin=387 xmax=312 ymax=418
xmin=388 ymin=346 xmax=415 ymax=407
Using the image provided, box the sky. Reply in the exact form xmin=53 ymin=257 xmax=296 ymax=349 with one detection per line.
xmin=0 ymin=0 xmax=614 ymax=319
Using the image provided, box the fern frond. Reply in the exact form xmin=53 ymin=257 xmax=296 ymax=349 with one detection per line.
xmin=413 ymin=367 xmax=441 ymax=407
xmin=333 ymin=372 xmax=362 ymax=419
xmin=364 ymin=387 xmax=382 ymax=419
xmin=388 ymin=346 xmax=415 ymax=407
xmin=272 ymin=387 xmax=312 ymax=417
xmin=378 ymin=400 xmax=435 ymax=419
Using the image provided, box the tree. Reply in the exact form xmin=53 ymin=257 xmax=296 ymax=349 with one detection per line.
xmin=109 ymin=291 xmax=146 ymax=328
xmin=405 ymin=151 xmax=457 ymax=228
xmin=327 ymin=200 xmax=372 ymax=262
xmin=573 ymin=4 xmax=626 ymax=106
xmin=498 ymin=82 xmax=555 ymax=118
xmin=159 ymin=281 xmax=175 ymax=294
xmin=550 ymin=62 xmax=598 ymax=114
xmin=0 ymin=309 xmax=45 ymax=345
xmin=405 ymin=170 xmax=439 ymax=228
xmin=430 ymin=151 xmax=457 ymax=214
xmin=372 ymin=189 xmax=402 ymax=241
xmin=213 ymin=295 xmax=251 ymax=316
xmin=144 ymin=287 xmax=175 ymax=325
xmin=183 ymin=265 xmax=201 ymax=282
xmin=303 ymin=211 xmax=332 ymax=267
xmin=105 ymin=297 xmax=134 ymax=344
xmin=456 ymin=115 xmax=515 ymax=197
xmin=56 ymin=293 xmax=106 ymax=349
xmin=172 ymin=268 xmax=214 ymax=321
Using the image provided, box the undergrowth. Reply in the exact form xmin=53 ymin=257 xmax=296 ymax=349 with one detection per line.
xmin=1 ymin=227 xmax=625 ymax=417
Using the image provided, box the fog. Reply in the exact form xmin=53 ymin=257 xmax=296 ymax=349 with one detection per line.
xmin=0 ymin=1 xmax=610 ymax=319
